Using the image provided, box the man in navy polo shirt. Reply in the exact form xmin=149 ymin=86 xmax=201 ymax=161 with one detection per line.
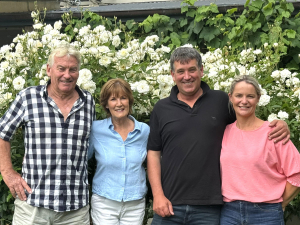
xmin=147 ymin=47 xmax=289 ymax=225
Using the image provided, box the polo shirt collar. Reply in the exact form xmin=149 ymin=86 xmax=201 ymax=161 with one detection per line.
xmin=170 ymin=81 xmax=211 ymax=102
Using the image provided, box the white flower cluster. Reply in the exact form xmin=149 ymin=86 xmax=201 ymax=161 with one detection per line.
xmin=77 ymin=69 xmax=96 ymax=94
xmin=240 ymin=48 xmax=256 ymax=64
xmin=268 ymin=110 xmax=289 ymax=122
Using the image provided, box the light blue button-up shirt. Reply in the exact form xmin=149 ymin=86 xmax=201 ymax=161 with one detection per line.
xmin=88 ymin=116 xmax=149 ymax=202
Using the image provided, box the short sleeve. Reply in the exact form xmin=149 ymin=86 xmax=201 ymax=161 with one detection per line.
xmin=0 ymin=93 xmax=25 ymax=141
xmin=147 ymin=108 xmax=161 ymax=151
xmin=275 ymin=140 xmax=300 ymax=187
xmin=88 ymin=127 xmax=95 ymax=160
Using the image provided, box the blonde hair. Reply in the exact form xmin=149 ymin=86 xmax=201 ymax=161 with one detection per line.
xmin=229 ymin=75 xmax=261 ymax=96
xmin=100 ymin=78 xmax=134 ymax=116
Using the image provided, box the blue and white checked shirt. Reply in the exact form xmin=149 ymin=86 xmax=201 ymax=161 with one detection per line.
xmin=88 ymin=116 xmax=149 ymax=202
xmin=0 ymin=83 xmax=95 ymax=212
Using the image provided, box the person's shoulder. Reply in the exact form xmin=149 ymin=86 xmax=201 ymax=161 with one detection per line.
xmin=209 ymin=89 xmax=228 ymax=98
xmin=153 ymin=97 xmax=171 ymax=110
xmin=17 ymin=85 xmax=42 ymax=97
xmin=131 ymin=116 xmax=150 ymax=131
xmin=92 ymin=118 xmax=108 ymax=126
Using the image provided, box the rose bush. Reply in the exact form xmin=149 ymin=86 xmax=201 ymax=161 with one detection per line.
xmin=0 ymin=6 xmax=300 ymax=225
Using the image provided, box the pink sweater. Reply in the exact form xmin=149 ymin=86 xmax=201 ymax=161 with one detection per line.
xmin=221 ymin=121 xmax=300 ymax=203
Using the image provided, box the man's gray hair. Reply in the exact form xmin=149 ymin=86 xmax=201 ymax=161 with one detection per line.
xmin=47 ymin=43 xmax=81 ymax=68
xmin=170 ymin=47 xmax=202 ymax=72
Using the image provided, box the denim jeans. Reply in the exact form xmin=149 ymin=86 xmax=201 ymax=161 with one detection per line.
xmin=220 ymin=201 xmax=284 ymax=225
xmin=151 ymin=204 xmax=221 ymax=225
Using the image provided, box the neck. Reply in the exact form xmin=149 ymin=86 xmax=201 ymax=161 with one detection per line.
xmin=48 ymin=85 xmax=76 ymax=101
xmin=236 ymin=115 xmax=264 ymax=131
xmin=112 ymin=116 xmax=131 ymax=129
xmin=177 ymin=87 xmax=203 ymax=108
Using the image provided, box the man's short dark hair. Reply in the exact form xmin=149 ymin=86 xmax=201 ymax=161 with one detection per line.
xmin=170 ymin=47 xmax=202 ymax=72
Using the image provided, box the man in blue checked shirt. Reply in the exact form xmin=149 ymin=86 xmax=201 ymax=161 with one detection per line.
xmin=0 ymin=44 xmax=95 ymax=225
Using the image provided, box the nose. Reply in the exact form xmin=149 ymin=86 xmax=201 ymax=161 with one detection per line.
xmin=116 ymin=98 xmax=122 ymax=106
xmin=241 ymin=96 xmax=247 ymax=104
xmin=183 ymin=71 xmax=190 ymax=79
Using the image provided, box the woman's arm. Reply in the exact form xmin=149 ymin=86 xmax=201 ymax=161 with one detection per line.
xmin=282 ymin=181 xmax=300 ymax=210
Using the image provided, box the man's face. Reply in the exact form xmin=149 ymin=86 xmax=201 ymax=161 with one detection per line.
xmin=171 ymin=59 xmax=203 ymax=97
xmin=46 ymin=55 xmax=79 ymax=95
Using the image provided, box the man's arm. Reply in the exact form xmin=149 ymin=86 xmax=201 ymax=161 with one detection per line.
xmin=0 ymin=138 xmax=31 ymax=201
xmin=282 ymin=181 xmax=300 ymax=210
xmin=147 ymin=150 xmax=174 ymax=217
xmin=268 ymin=120 xmax=290 ymax=144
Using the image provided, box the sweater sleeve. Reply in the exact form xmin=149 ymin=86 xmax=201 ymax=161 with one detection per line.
xmin=274 ymin=140 xmax=300 ymax=187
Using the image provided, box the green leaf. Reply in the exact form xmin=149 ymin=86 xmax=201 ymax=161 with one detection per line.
xmin=228 ymin=27 xmax=237 ymax=40
xmin=180 ymin=18 xmax=188 ymax=27
xmin=180 ymin=32 xmax=190 ymax=40
xmin=160 ymin=15 xmax=170 ymax=24
xmin=248 ymin=5 xmax=260 ymax=12
xmin=224 ymin=17 xmax=235 ymax=25
xmin=193 ymin=21 xmax=204 ymax=34
xmin=6 ymin=193 xmax=12 ymax=202
xmin=162 ymin=36 xmax=170 ymax=43
xmin=244 ymin=23 xmax=253 ymax=30
xmin=181 ymin=5 xmax=189 ymax=13
xmin=286 ymin=3 xmax=294 ymax=12
xmin=251 ymin=0 xmax=264 ymax=9
xmin=209 ymin=4 xmax=219 ymax=13
xmin=236 ymin=15 xmax=246 ymax=26
xmin=285 ymin=29 xmax=296 ymax=39
xmin=152 ymin=14 xmax=161 ymax=24
xmin=208 ymin=37 xmax=221 ymax=48
xmin=227 ymin=8 xmax=237 ymax=15
xmin=252 ymin=22 xmax=261 ymax=32
xmin=282 ymin=11 xmax=291 ymax=18
xmin=290 ymin=38 xmax=300 ymax=48
xmin=199 ymin=27 xmax=220 ymax=42
xmin=126 ymin=20 xmax=135 ymax=30
xmin=195 ymin=14 xmax=205 ymax=22
xmin=170 ymin=32 xmax=181 ymax=46
xmin=143 ymin=23 xmax=153 ymax=33
xmin=186 ymin=9 xmax=196 ymax=18
xmin=262 ymin=3 xmax=273 ymax=17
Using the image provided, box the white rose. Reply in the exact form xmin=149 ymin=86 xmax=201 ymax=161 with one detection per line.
xmin=54 ymin=20 xmax=62 ymax=30
xmin=268 ymin=113 xmax=278 ymax=122
xmin=33 ymin=23 xmax=43 ymax=30
xmin=258 ymin=94 xmax=270 ymax=106
xmin=13 ymin=76 xmax=25 ymax=90
xmin=277 ymin=110 xmax=289 ymax=120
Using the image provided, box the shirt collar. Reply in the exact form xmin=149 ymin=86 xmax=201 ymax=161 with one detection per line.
xmin=170 ymin=81 xmax=210 ymax=102
xmin=108 ymin=115 xmax=141 ymax=132
xmin=40 ymin=80 xmax=87 ymax=102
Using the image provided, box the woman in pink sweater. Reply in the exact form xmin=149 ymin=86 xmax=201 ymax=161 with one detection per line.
xmin=220 ymin=75 xmax=300 ymax=225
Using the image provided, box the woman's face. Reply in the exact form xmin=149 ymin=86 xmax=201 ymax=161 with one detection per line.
xmin=229 ymin=81 xmax=260 ymax=118
xmin=106 ymin=92 xmax=130 ymax=120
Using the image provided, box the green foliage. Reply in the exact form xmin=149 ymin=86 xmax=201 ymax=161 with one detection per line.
xmin=1 ymin=0 xmax=300 ymax=224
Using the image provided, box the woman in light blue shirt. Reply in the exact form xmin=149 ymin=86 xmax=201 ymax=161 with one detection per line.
xmin=88 ymin=78 xmax=150 ymax=225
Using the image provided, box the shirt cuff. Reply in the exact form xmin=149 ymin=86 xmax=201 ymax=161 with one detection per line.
xmin=287 ymin=173 xmax=300 ymax=187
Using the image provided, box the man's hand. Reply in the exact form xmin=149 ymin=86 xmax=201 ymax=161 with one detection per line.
xmin=2 ymin=169 xmax=32 ymax=201
xmin=153 ymin=194 xmax=174 ymax=217
xmin=269 ymin=120 xmax=290 ymax=144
